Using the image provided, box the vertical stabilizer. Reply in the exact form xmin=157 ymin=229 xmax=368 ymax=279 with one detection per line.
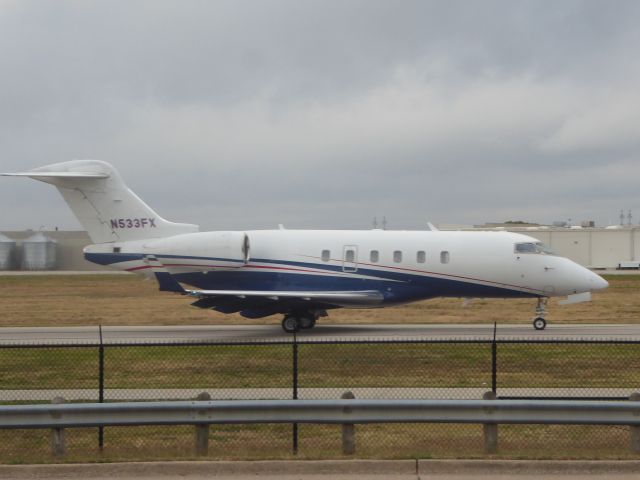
xmin=2 ymin=160 xmax=199 ymax=243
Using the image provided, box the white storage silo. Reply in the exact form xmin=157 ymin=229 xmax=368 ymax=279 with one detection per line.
xmin=21 ymin=232 xmax=57 ymax=270
xmin=0 ymin=233 xmax=16 ymax=270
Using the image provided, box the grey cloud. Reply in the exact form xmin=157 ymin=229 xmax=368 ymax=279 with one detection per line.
xmin=1 ymin=0 xmax=639 ymax=232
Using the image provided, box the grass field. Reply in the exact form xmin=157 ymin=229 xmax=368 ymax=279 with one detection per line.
xmin=0 ymin=273 xmax=637 ymax=327
xmin=2 ymin=342 xmax=639 ymax=390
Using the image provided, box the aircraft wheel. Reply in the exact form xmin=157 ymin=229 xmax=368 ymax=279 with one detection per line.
xmin=299 ymin=316 xmax=316 ymax=329
xmin=533 ymin=317 xmax=547 ymax=330
xmin=282 ymin=316 xmax=300 ymax=333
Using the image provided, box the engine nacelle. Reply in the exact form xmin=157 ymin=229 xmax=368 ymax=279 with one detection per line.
xmin=142 ymin=231 xmax=250 ymax=271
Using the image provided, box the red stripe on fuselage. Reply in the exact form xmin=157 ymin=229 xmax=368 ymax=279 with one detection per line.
xmin=123 ymin=256 xmax=540 ymax=294
xmin=297 ymin=254 xmax=543 ymax=294
xmin=125 ymin=263 xmax=337 ymax=275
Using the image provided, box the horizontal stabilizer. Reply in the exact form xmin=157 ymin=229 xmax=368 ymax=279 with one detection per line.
xmin=1 ymin=172 xmax=109 ymax=178
xmin=2 ymin=160 xmax=199 ymax=243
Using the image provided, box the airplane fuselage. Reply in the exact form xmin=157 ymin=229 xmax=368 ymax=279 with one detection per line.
xmin=84 ymin=229 xmax=606 ymax=307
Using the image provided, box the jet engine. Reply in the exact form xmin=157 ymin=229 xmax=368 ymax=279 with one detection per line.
xmin=142 ymin=231 xmax=250 ymax=270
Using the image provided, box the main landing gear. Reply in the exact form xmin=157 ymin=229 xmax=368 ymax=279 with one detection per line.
xmin=281 ymin=311 xmax=321 ymax=333
xmin=532 ymin=297 xmax=548 ymax=330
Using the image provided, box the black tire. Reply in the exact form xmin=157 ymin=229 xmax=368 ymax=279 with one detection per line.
xmin=282 ymin=316 xmax=300 ymax=333
xmin=299 ymin=317 xmax=316 ymax=329
xmin=533 ymin=317 xmax=547 ymax=330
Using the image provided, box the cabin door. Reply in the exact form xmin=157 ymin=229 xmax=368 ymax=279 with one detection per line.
xmin=342 ymin=245 xmax=358 ymax=272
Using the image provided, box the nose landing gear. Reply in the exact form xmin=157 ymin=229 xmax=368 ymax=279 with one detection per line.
xmin=532 ymin=297 xmax=548 ymax=330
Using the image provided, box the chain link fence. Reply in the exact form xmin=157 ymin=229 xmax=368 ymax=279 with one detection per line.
xmin=1 ymin=336 xmax=640 ymax=461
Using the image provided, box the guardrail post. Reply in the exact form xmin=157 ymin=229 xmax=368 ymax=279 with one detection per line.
xmin=194 ymin=392 xmax=211 ymax=456
xmin=483 ymin=391 xmax=498 ymax=454
xmin=630 ymin=392 xmax=640 ymax=454
xmin=341 ymin=391 xmax=356 ymax=455
xmin=51 ymin=396 xmax=66 ymax=458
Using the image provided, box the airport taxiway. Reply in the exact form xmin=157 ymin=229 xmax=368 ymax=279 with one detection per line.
xmin=0 ymin=323 xmax=639 ymax=344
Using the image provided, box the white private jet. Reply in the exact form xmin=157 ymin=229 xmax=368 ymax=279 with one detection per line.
xmin=3 ymin=160 xmax=608 ymax=332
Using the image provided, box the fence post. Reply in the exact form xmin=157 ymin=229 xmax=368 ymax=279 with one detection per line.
xmin=630 ymin=392 xmax=640 ymax=454
xmin=491 ymin=322 xmax=497 ymax=394
xmin=194 ymin=392 xmax=211 ymax=456
xmin=98 ymin=325 xmax=105 ymax=450
xmin=292 ymin=333 xmax=299 ymax=455
xmin=341 ymin=391 xmax=356 ymax=455
xmin=483 ymin=391 xmax=498 ymax=454
xmin=51 ymin=396 xmax=66 ymax=458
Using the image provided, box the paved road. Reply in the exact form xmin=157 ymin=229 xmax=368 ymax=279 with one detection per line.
xmin=0 ymin=460 xmax=639 ymax=479
xmin=2 ymin=474 xmax=638 ymax=480
xmin=0 ymin=323 xmax=639 ymax=344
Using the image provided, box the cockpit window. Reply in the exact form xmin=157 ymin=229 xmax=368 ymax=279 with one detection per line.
xmin=514 ymin=242 xmax=556 ymax=255
xmin=515 ymin=242 xmax=537 ymax=253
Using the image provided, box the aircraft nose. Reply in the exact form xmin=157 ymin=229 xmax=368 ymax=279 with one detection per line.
xmin=588 ymin=271 xmax=609 ymax=291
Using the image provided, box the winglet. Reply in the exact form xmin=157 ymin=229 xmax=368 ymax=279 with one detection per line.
xmin=144 ymin=256 xmax=185 ymax=293
xmin=155 ymin=271 xmax=186 ymax=293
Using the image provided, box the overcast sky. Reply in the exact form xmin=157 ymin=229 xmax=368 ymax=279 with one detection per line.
xmin=1 ymin=0 xmax=639 ymax=232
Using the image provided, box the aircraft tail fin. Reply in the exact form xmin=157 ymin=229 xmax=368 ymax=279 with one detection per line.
xmin=2 ymin=160 xmax=199 ymax=244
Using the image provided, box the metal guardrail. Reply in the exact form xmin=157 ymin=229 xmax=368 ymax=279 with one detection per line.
xmin=3 ymin=397 xmax=640 ymax=457
xmin=2 ymin=398 xmax=640 ymax=429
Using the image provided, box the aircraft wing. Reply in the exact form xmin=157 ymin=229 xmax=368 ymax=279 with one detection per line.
xmin=189 ymin=289 xmax=383 ymax=304
xmin=187 ymin=289 xmax=384 ymax=318
xmin=145 ymin=259 xmax=384 ymax=318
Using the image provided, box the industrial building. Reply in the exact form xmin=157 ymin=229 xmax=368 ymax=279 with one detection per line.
xmin=439 ymin=225 xmax=640 ymax=270
xmin=1 ymin=227 xmax=639 ymax=272
xmin=501 ymin=227 xmax=640 ymax=269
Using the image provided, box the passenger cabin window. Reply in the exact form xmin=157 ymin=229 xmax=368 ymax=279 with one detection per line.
xmin=321 ymin=250 xmax=330 ymax=262
xmin=370 ymin=250 xmax=379 ymax=263
xmin=514 ymin=242 xmax=555 ymax=255
xmin=113 ymin=247 xmax=121 ymax=253
xmin=417 ymin=251 xmax=426 ymax=263
xmin=345 ymin=249 xmax=355 ymax=263
xmin=440 ymin=251 xmax=450 ymax=264
xmin=393 ymin=250 xmax=402 ymax=263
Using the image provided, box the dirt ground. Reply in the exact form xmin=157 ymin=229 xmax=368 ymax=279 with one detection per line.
xmin=0 ymin=273 xmax=635 ymax=327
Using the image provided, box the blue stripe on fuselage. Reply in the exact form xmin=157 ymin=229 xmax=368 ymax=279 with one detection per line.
xmin=172 ymin=270 xmax=534 ymax=302
xmin=84 ymin=251 xmax=538 ymax=302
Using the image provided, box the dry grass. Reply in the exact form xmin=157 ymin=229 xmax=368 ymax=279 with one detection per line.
xmin=0 ymin=274 xmax=637 ymax=327
xmin=1 ymin=423 xmax=637 ymax=464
